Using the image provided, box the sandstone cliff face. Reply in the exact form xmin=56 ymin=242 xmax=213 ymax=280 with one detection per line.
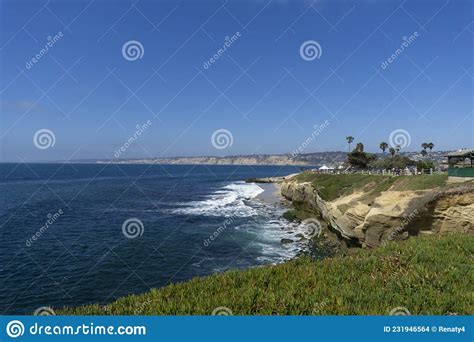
xmin=281 ymin=180 xmax=474 ymax=248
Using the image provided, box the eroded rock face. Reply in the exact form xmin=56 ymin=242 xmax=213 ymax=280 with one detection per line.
xmin=425 ymin=192 xmax=474 ymax=234
xmin=281 ymin=180 xmax=474 ymax=248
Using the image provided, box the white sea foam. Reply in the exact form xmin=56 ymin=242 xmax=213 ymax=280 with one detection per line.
xmin=170 ymin=181 xmax=312 ymax=266
xmin=245 ymin=217 xmax=308 ymax=262
xmin=170 ymin=181 xmax=264 ymax=217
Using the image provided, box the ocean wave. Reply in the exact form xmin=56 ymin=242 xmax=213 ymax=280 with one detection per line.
xmin=169 ymin=181 xmax=264 ymax=217
xmin=168 ymin=181 xmax=312 ymax=267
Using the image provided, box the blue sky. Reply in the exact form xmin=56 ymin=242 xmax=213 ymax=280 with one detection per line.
xmin=0 ymin=0 xmax=472 ymax=161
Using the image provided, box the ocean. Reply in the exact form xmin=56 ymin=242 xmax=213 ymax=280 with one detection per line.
xmin=0 ymin=163 xmax=308 ymax=314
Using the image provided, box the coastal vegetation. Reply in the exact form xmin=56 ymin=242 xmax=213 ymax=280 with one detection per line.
xmin=282 ymin=208 xmax=317 ymax=222
xmin=293 ymin=173 xmax=448 ymax=201
xmin=345 ymin=136 xmax=354 ymax=152
xmin=346 ymin=143 xmax=376 ymax=169
xmin=60 ymin=234 xmax=473 ymax=315
xmin=343 ymin=137 xmax=436 ymax=171
xmin=379 ymin=141 xmax=389 ymax=155
xmin=369 ymin=155 xmax=415 ymax=170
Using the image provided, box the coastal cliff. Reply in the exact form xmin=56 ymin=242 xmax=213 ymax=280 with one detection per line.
xmin=280 ymin=174 xmax=474 ymax=248
xmin=95 ymin=152 xmax=351 ymax=166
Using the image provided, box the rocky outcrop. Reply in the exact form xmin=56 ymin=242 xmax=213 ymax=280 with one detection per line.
xmin=245 ymin=174 xmax=298 ymax=183
xmin=281 ymin=179 xmax=474 ymax=248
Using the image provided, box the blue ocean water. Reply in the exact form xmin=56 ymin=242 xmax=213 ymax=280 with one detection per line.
xmin=0 ymin=163 xmax=307 ymax=314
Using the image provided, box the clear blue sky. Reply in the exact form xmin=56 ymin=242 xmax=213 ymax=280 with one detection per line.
xmin=0 ymin=0 xmax=472 ymax=161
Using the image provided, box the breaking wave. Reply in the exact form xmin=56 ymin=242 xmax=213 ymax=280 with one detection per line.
xmin=170 ymin=181 xmax=264 ymax=217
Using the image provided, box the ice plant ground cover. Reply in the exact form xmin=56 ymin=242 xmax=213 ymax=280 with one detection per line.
xmin=61 ymin=234 xmax=473 ymax=315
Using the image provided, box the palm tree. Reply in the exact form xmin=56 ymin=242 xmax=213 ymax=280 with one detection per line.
xmin=422 ymin=142 xmax=428 ymax=150
xmin=427 ymin=142 xmax=434 ymax=152
xmin=389 ymin=147 xmax=396 ymax=157
xmin=379 ymin=142 xmax=388 ymax=155
xmin=346 ymin=136 xmax=354 ymax=152
xmin=421 ymin=149 xmax=428 ymax=157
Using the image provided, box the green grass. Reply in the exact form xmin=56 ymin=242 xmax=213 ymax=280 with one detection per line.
xmin=294 ymin=173 xmax=391 ymax=201
xmin=60 ymin=234 xmax=474 ymax=315
xmin=294 ymin=173 xmax=449 ymax=201
xmin=391 ymin=174 xmax=448 ymax=191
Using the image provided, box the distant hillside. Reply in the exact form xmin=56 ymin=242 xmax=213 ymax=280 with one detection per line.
xmin=95 ymin=152 xmax=348 ymax=166
xmin=92 ymin=150 xmax=451 ymax=166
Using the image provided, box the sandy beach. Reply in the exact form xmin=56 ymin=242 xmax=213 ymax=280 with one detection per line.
xmin=254 ymin=182 xmax=284 ymax=204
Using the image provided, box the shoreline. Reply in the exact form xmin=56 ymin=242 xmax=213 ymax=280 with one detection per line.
xmin=254 ymin=183 xmax=284 ymax=204
xmin=251 ymin=173 xmax=298 ymax=204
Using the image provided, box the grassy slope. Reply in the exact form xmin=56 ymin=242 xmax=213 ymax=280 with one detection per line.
xmin=294 ymin=173 xmax=448 ymax=201
xmin=60 ymin=234 xmax=473 ymax=315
